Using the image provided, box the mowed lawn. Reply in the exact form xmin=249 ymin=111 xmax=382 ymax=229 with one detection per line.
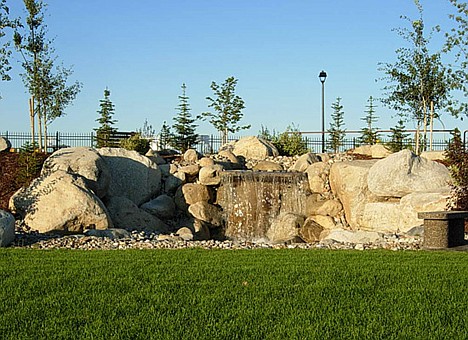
xmin=0 ymin=248 xmax=467 ymax=339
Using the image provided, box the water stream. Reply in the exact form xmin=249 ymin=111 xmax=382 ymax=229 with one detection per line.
xmin=217 ymin=171 xmax=309 ymax=241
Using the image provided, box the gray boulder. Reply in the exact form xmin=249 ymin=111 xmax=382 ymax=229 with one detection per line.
xmin=84 ymin=228 xmax=131 ymax=239
xmin=367 ymin=149 xmax=450 ymax=198
xmin=106 ymin=196 xmax=169 ymax=233
xmin=0 ymin=137 xmax=11 ymax=152
xmin=320 ymin=229 xmax=383 ymax=244
xmin=41 ymin=147 xmax=110 ymax=198
xmin=140 ymin=194 xmax=176 ymax=219
xmin=188 ymin=201 xmax=223 ymax=227
xmin=9 ymin=170 xmax=112 ymax=233
xmin=0 ymin=210 xmax=15 ymax=247
xmin=97 ymin=148 xmax=162 ymax=205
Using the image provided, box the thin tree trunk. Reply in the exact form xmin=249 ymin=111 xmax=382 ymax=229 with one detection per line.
xmin=422 ymin=100 xmax=428 ymax=153
xmin=37 ymin=98 xmax=43 ymax=152
xmin=29 ymin=96 xmax=35 ymax=146
xmin=43 ymin=105 xmax=48 ymax=153
xmin=429 ymin=101 xmax=434 ymax=151
xmin=415 ymin=121 xmax=421 ymax=155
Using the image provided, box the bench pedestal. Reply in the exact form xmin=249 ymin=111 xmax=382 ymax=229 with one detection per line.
xmin=418 ymin=211 xmax=468 ymax=250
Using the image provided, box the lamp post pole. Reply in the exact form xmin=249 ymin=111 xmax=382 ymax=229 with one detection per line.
xmin=319 ymin=70 xmax=327 ymax=153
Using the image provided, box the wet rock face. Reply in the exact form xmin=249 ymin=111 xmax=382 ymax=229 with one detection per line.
xmin=217 ymin=171 xmax=310 ymax=241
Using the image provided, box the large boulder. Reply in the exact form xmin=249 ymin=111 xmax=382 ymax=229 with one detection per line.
xmin=198 ymin=164 xmax=224 ymax=186
xmin=329 ymin=159 xmax=378 ymax=229
xmin=367 ymin=150 xmax=450 ymax=198
xmin=352 ymin=144 xmax=392 ymax=159
xmin=0 ymin=137 xmax=11 ymax=152
xmin=97 ymin=148 xmax=162 ymax=205
xmin=179 ymin=183 xmax=212 ymax=205
xmin=232 ymin=136 xmax=279 ymax=159
xmin=253 ymin=161 xmax=284 ymax=171
xmin=306 ymin=162 xmax=329 ymax=194
xmin=0 ymin=210 xmax=15 ymax=247
xmin=266 ymin=212 xmax=305 ymax=243
xmin=188 ymin=202 xmax=223 ymax=227
xmin=106 ymin=196 xmax=169 ymax=233
xmin=320 ymin=229 xmax=383 ymax=244
xmin=291 ymin=153 xmax=321 ymax=172
xmin=41 ymin=147 xmax=110 ymax=198
xmin=140 ymin=194 xmax=176 ymax=220
xmin=9 ymin=171 xmax=112 ymax=233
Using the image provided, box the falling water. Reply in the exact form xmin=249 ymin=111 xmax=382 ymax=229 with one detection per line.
xmin=217 ymin=170 xmax=310 ymax=241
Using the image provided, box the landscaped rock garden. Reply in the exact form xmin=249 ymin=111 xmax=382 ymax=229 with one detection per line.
xmin=0 ymin=136 xmax=456 ymax=250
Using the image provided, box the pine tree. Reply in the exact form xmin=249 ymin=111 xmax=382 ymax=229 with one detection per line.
xmin=95 ymin=88 xmax=117 ymax=148
xmin=158 ymin=121 xmax=172 ymax=150
xmin=171 ymin=83 xmax=198 ymax=152
xmin=387 ymin=114 xmax=410 ymax=152
xmin=327 ymin=97 xmax=346 ymax=153
xmin=359 ymin=96 xmax=379 ymax=145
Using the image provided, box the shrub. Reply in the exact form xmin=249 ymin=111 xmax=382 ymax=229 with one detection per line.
xmin=120 ymin=134 xmax=150 ymax=155
xmin=444 ymin=128 xmax=468 ymax=211
xmin=259 ymin=125 xmax=309 ymax=156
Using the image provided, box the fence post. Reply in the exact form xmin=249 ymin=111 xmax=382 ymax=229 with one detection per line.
xmin=56 ymin=131 xmax=60 ymax=151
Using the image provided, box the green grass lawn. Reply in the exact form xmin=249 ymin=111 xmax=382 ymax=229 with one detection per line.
xmin=0 ymin=249 xmax=467 ymax=339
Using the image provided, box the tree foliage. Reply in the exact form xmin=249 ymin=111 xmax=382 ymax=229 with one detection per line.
xmin=95 ymin=88 xmax=117 ymax=148
xmin=379 ymin=0 xmax=458 ymax=154
xmin=14 ymin=0 xmax=81 ymax=151
xmin=359 ymin=96 xmax=379 ymax=145
xmin=171 ymin=83 xmax=198 ymax=152
xmin=387 ymin=114 xmax=411 ymax=153
xmin=203 ymin=76 xmax=250 ymax=144
xmin=0 ymin=0 xmax=14 ymax=85
xmin=445 ymin=0 xmax=468 ymax=116
xmin=327 ymin=97 xmax=346 ymax=153
xmin=444 ymin=128 xmax=468 ymax=211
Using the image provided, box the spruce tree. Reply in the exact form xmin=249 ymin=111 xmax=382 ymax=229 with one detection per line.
xmin=171 ymin=83 xmax=198 ymax=152
xmin=359 ymin=96 xmax=379 ymax=145
xmin=159 ymin=121 xmax=172 ymax=150
xmin=387 ymin=114 xmax=410 ymax=152
xmin=95 ymin=88 xmax=117 ymax=148
xmin=327 ymin=97 xmax=346 ymax=153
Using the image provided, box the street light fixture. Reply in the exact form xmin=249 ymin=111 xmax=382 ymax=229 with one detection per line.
xmin=319 ymin=70 xmax=327 ymax=153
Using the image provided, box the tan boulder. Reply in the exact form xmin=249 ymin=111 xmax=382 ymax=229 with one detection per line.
xmin=232 ymin=136 xmax=279 ymax=159
xmin=299 ymin=218 xmax=324 ymax=243
xmin=253 ymin=161 xmax=284 ymax=171
xmin=266 ymin=212 xmax=305 ymax=243
xmin=199 ymin=164 xmax=224 ymax=186
xmin=420 ymin=151 xmax=446 ymax=162
xmin=306 ymin=162 xmax=329 ymax=193
xmin=188 ymin=201 xmax=223 ymax=227
xmin=329 ymin=159 xmax=378 ymax=229
xmin=9 ymin=171 xmax=112 ymax=233
xmin=41 ymin=147 xmax=110 ymax=198
xmin=106 ymin=196 xmax=169 ymax=233
xmin=183 ymin=149 xmax=201 ymax=163
xmin=199 ymin=157 xmax=215 ymax=167
xmin=291 ymin=153 xmax=321 ymax=172
xmin=311 ymin=215 xmax=336 ymax=229
xmin=367 ymin=149 xmax=450 ymax=198
xmin=180 ymin=183 xmax=212 ymax=205
xmin=97 ymin=148 xmax=162 ymax=205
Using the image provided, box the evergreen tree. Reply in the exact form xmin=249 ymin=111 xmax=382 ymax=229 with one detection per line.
xmin=327 ymin=97 xmax=346 ymax=153
xmin=359 ymin=96 xmax=379 ymax=145
xmin=158 ymin=121 xmax=172 ymax=150
xmin=444 ymin=128 xmax=468 ymax=210
xmin=171 ymin=83 xmax=198 ymax=152
xmin=387 ymin=114 xmax=410 ymax=152
xmin=95 ymin=88 xmax=117 ymax=148
xmin=203 ymin=76 xmax=250 ymax=144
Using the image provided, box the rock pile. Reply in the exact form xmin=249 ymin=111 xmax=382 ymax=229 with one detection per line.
xmin=3 ymin=136 xmax=455 ymax=249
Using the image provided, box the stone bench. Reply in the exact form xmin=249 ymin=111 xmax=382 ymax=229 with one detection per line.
xmin=418 ymin=211 xmax=468 ymax=249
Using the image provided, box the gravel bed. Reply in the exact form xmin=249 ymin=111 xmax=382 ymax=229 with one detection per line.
xmin=11 ymin=226 xmax=423 ymax=251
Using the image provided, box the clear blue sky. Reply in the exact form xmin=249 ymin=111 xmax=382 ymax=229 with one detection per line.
xmin=0 ymin=0 xmax=465 ymax=138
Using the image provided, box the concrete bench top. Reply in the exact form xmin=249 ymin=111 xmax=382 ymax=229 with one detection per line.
xmin=418 ymin=211 xmax=468 ymax=220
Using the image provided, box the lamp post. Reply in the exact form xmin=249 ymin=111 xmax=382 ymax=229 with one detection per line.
xmin=319 ymin=70 xmax=327 ymax=153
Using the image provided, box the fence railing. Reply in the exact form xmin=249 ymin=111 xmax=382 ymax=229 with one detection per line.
xmin=0 ymin=130 xmax=457 ymax=154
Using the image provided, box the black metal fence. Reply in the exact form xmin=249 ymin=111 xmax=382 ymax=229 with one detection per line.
xmin=0 ymin=130 xmax=454 ymax=154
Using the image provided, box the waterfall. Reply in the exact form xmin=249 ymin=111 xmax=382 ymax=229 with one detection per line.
xmin=217 ymin=171 xmax=309 ymax=241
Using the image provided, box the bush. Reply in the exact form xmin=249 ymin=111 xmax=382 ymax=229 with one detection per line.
xmin=120 ymin=133 xmax=150 ymax=155
xmin=259 ymin=125 xmax=309 ymax=156
xmin=444 ymin=128 xmax=468 ymax=211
